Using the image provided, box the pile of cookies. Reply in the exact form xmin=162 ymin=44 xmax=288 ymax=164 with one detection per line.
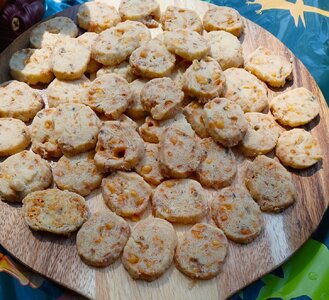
xmin=0 ymin=0 xmax=323 ymax=282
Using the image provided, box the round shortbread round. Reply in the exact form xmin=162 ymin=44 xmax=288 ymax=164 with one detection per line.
xmin=174 ymin=223 xmax=228 ymax=279
xmin=102 ymin=171 xmax=152 ymax=217
xmin=76 ymin=212 xmax=131 ymax=267
xmin=183 ymin=101 xmax=209 ymax=138
xmin=0 ymin=118 xmax=31 ymax=157
xmin=96 ymin=61 xmax=136 ymax=83
xmin=0 ymin=151 xmax=52 ymax=202
xmin=275 ymin=129 xmax=322 ymax=169
xmin=152 ymin=179 xmax=208 ymax=224
xmin=211 ymin=186 xmax=263 ymax=244
xmin=270 ymin=87 xmax=320 ymax=127
xmin=245 ymin=155 xmax=296 ymax=212
xmin=22 ymin=189 xmax=89 ymax=235
xmin=125 ymin=78 xmax=148 ymax=119
xmin=122 ymin=217 xmax=177 ymax=281
xmin=203 ymin=98 xmax=248 ymax=147
xmin=197 ymin=138 xmax=237 ymax=189
xmin=53 ymin=152 xmax=103 ymax=197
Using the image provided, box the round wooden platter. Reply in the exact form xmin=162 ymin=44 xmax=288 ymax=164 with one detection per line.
xmin=0 ymin=1 xmax=329 ymax=299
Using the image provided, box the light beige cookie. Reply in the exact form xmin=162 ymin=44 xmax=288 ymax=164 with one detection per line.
xmin=47 ymin=76 xmax=90 ymax=108
xmin=174 ymin=223 xmax=228 ymax=279
xmin=119 ymin=0 xmax=160 ymax=28
xmin=141 ymin=77 xmax=183 ymax=120
xmin=54 ymin=103 xmax=101 ymax=156
xmin=152 ymin=179 xmax=208 ymax=224
xmin=203 ymin=98 xmax=248 ymax=147
xmin=22 ymin=189 xmax=89 ymax=234
xmin=122 ymin=217 xmax=177 ymax=281
xmin=125 ymin=78 xmax=148 ymax=119
xmin=135 ymin=142 xmax=164 ymax=185
xmin=211 ymin=186 xmax=263 ymax=243
xmin=182 ymin=58 xmax=225 ymax=103
xmin=197 ymin=138 xmax=236 ymax=189
xmin=117 ymin=114 xmax=138 ymax=130
xmin=102 ymin=171 xmax=151 ymax=217
xmin=0 ymin=151 xmax=52 ymax=202
xmin=77 ymin=2 xmax=121 ymax=33
xmin=270 ymin=87 xmax=320 ymax=127
xmin=203 ymin=5 xmax=244 ymax=37
xmin=129 ymin=39 xmax=176 ymax=78
xmin=51 ymin=38 xmax=91 ymax=80
xmin=9 ymin=48 xmax=54 ymax=85
xmin=95 ymin=121 xmax=144 ymax=172
xmin=96 ymin=61 xmax=136 ymax=83
xmin=183 ymin=101 xmax=209 ymax=138
xmin=85 ymin=74 xmax=132 ymax=119
xmin=161 ymin=6 xmax=203 ymax=33
xmin=92 ymin=20 xmax=151 ymax=66
xmin=53 ymin=152 xmax=103 ymax=196
xmin=275 ymin=129 xmax=322 ymax=169
xmin=76 ymin=212 xmax=131 ymax=267
xmin=30 ymin=16 xmax=78 ymax=48
xmin=238 ymin=113 xmax=280 ymax=157
xmin=164 ymin=29 xmax=210 ymax=61
xmin=223 ymin=67 xmax=268 ymax=113
xmin=206 ymin=31 xmax=243 ymax=70
xmin=245 ymin=155 xmax=296 ymax=212
xmin=245 ymin=47 xmax=293 ymax=87
xmin=169 ymin=60 xmax=191 ymax=89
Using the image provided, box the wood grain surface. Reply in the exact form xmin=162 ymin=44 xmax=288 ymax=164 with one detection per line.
xmin=0 ymin=1 xmax=328 ymax=299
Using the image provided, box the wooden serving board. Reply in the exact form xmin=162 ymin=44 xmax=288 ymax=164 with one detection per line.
xmin=0 ymin=1 xmax=328 ymax=299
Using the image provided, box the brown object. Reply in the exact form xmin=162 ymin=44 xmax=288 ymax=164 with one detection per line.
xmin=0 ymin=1 xmax=328 ymax=299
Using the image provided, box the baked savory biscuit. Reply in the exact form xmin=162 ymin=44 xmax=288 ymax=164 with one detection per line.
xmin=122 ymin=217 xmax=177 ymax=281
xmin=152 ymin=179 xmax=208 ymax=224
xmin=174 ymin=223 xmax=228 ymax=279
xmin=211 ymin=186 xmax=263 ymax=243
xmin=183 ymin=101 xmax=209 ymax=138
xmin=245 ymin=155 xmax=296 ymax=212
xmin=22 ymin=189 xmax=89 ymax=234
xmin=0 ymin=151 xmax=52 ymax=202
xmin=76 ymin=212 xmax=130 ymax=267
xmin=125 ymin=78 xmax=148 ymax=119
xmin=96 ymin=61 xmax=136 ymax=83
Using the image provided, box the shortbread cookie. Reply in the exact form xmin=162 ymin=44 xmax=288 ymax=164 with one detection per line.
xmin=0 ymin=151 xmax=52 ymax=202
xmin=182 ymin=58 xmax=225 ymax=102
xmin=86 ymin=74 xmax=132 ymax=119
xmin=245 ymin=47 xmax=293 ymax=87
xmin=206 ymin=31 xmax=243 ymax=70
xmin=245 ymin=156 xmax=296 ymax=212
xmin=239 ymin=113 xmax=280 ymax=157
xmin=203 ymin=98 xmax=248 ymax=147
xmin=141 ymin=77 xmax=183 ymax=120
xmin=122 ymin=218 xmax=177 ymax=281
xmin=164 ymin=29 xmax=210 ymax=61
xmin=159 ymin=127 xmax=203 ymax=178
xmin=223 ymin=68 xmax=268 ymax=113
xmin=197 ymin=138 xmax=236 ymax=189
xmin=161 ymin=6 xmax=203 ymax=33
xmin=30 ymin=108 xmax=62 ymax=158
xmin=183 ymin=101 xmax=209 ymax=138
xmin=125 ymin=78 xmax=148 ymax=119
xmin=54 ymin=104 xmax=101 ymax=155
xmin=152 ymin=179 xmax=208 ymax=224
xmin=135 ymin=143 xmax=164 ymax=185
xmin=0 ymin=118 xmax=30 ymax=156
xmin=203 ymin=5 xmax=244 ymax=37
xmin=9 ymin=48 xmax=54 ymax=84
xmin=211 ymin=187 xmax=263 ymax=243
xmin=96 ymin=61 xmax=136 ymax=83
xmin=119 ymin=0 xmax=160 ymax=28
xmin=53 ymin=152 xmax=103 ymax=196
xmin=174 ymin=223 xmax=228 ymax=279
xmin=270 ymin=87 xmax=320 ymax=127
xmin=51 ymin=38 xmax=91 ymax=80
xmin=95 ymin=121 xmax=144 ymax=172
xmin=77 ymin=212 xmax=130 ymax=267
xmin=129 ymin=39 xmax=176 ymax=78
xmin=102 ymin=171 xmax=152 ymax=217
xmin=169 ymin=60 xmax=191 ymax=89
xmin=275 ymin=129 xmax=322 ymax=169
xmin=22 ymin=189 xmax=89 ymax=234
xmin=47 ymin=76 xmax=90 ymax=108
xmin=77 ymin=2 xmax=121 ymax=33
xmin=118 ymin=114 xmax=138 ymax=130
xmin=92 ymin=20 xmax=151 ymax=66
